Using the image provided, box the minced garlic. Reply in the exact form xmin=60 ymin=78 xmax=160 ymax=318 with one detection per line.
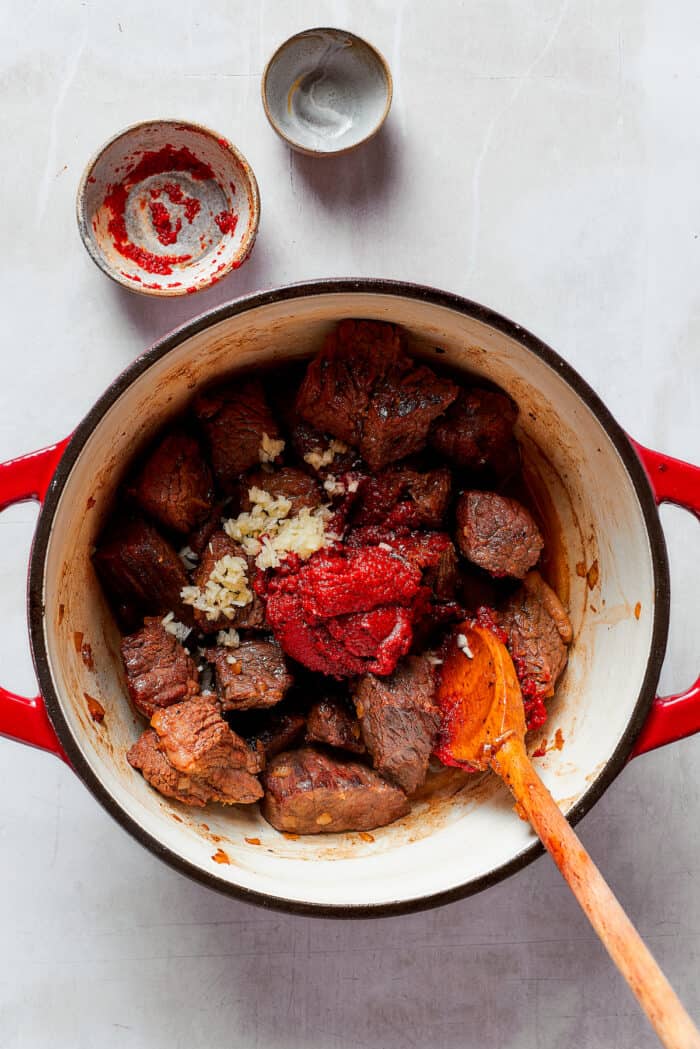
xmin=303 ymin=439 xmax=348 ymax=471
xmin=223 ymin=486 xmax=332 ymax=571
xmin=181 ymin=554 xmax=252 ymax=621
xmin=259 ymin=432 xmax=285 ymax=464
xmin=161 ymin=612 xmax=192 ymax=642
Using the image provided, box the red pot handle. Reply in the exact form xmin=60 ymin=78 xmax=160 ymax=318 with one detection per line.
xmin=0 ymin=440 xmax=71 ymax=762
xmin=628 ymin=440 xmax=700 ymax=757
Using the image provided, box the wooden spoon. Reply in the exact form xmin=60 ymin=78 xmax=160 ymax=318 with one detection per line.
xmin=436 ymin=620 xmax=700 ymax=1049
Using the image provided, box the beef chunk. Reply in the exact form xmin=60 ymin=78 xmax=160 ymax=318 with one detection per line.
xmin=455 ymin=491 xmax=543 ymax=578
xmin=128 ymin=728 xmax=262 ymax=807
xmin=190 ymin=530 xmax=266 ymax=633
xmin=240 ymin=467 xmax=323 ymax=516
xmin=429 ymin=387 xmax=520 ymax=478
xmin=354 ymin=466 xmax=452 ymax=529
xmin=121 ymin=617 xmax=199 ymax=719
xmin=498 ymin=586 xmax=569 ymax=722
xmin=353 ymin=655 xmax=440 ymax=794
xmin=306 ymin=695 xmax=365 ymax=753
xmin=522 ymin=570 xmax=573 ymax=642
xmin=151 ymin=695 xmax=263 ymax=778
xmin=194 ymin=379 xmax=281 ymax=492
xmin=131 ymin=430 xmax=213 ymax=534
xmin=213 ymin=639 xmax=293 ymax=711
xmin=94 ymin=516 xmax=191 ymax=626
xmin=232 ymin=707 xmax=307 ymax=761
xmin=187 ymin=501 xmax=226 ymax=557
xmin=127 ymin=729 xmax=214 ymax=806
xmin=295 ymin=320 xmax=458 ymax=471
xmin=261 ymin=747 xmax=409 ymax=834
xmin=290 ymin=419 xmax=360 ymax=477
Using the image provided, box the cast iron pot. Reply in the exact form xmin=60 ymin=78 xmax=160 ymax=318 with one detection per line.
xmin=1 ymin=280 xmax=699 ymax=917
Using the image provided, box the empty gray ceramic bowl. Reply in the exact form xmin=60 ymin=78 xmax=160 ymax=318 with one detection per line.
xmin=262 ymin=28 xmax=392 ymax=156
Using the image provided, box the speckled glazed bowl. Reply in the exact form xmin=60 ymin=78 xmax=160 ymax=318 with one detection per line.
xmin=262 ymin=28 xmax=392 ymax=155
xmin=1 ymin=281 xmax=699 ymax=916
xmin=77 ymin=120 xmax=260 ymax=297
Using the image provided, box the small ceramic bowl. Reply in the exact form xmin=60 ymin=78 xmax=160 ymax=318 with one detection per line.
xmin=262 ymin=28 xmax=392 ymax=156
xmin=77 ymin=120 xmax=260 ymax=297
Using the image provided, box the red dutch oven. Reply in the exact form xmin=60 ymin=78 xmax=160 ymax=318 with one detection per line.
xmin=1 ymin=280 xmax=698 ymax=916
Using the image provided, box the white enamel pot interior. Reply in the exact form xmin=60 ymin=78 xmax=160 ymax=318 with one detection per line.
xmin=29 ymin=280 xmax=668 ymax=916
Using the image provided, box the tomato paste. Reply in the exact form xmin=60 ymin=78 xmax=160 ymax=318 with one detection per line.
xmin=261 ymin=547 xmax=430 ymax=677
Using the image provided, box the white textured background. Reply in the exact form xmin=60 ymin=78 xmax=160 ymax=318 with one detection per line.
xmin=1 ymin=2 xmax=699 ymax=1047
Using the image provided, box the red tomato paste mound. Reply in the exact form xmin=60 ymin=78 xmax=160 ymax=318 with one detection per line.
xmin=261 ymin=547 xmax=430 ymax=677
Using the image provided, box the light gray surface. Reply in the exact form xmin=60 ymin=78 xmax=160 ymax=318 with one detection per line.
xmin=1 ymin=2 xmax=699 ymax=1047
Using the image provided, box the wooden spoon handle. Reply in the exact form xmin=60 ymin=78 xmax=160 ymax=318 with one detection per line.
xmin=493 ymin=737 xmax=700 ymax=1049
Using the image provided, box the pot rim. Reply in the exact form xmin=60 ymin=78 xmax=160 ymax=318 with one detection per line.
xmin=27 ymin=278 xmax=670 ymax=918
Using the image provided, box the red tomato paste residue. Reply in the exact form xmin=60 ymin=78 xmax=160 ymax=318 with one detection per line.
xmin=103 ymin=145 xmax=215 ymax=274
xmin=214 ymin=209 xmax=238 ymax=235
xmin=149 ymin=201 xmax=182 ymax=245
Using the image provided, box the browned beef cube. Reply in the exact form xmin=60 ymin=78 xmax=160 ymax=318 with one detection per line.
xmin=186 ymin=501 xmax=226 ymax=557
xmin=93 ymin=517 xmax=191 ymax=625
xmin=214 ymin=639 xmax=293 ymax=711
xmin=189 ymin=531 xmax=266 ymax=634
xmin=498 ymin=585 xmax=569 ymax=699
xmin=290 ymin=419 xmax=360 ymax=477
xmin=121 ymin=617 xmax=199 ymax=719
xmin=151 ymin=695 xmax=263 ymax=778
xmin=353 ymin=656 xmax=440 ymax=794
xmin=354 ymin=466 xmax=451 ymax=529
xmin=131 ymin=430 xmax=214 ymax=534
xmin=127 ymin=728 xmax=262 ymax=807
xmin=194 ymin=379 xmax=282 ymax=492
xmin=261 ymin=747 xmax=409 ymax=834
xmin=240 ymin=467 xmax=323 ymax=516
xmin=127 ymin=729 xmax=213 ymax=807
xmin=429 ymin=388 xmax=520 ymax=478
xmin=295 ymin=320 xmax=458 ymax=471
xmin=455 ymin=491 xmax=543 ymax=579
xmin=232 ymin=707 xmax=307 ymax=761
xmin=306 ymin=696 xmax=365 ymax=753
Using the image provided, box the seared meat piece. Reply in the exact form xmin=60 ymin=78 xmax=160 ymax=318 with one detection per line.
xmin=455 ymin=491 xmax=543 ymax=578
xmin=429 ymin=387 xmax=520 ymax=478
xmin=151 ymin=695 xmax=263 ymax=778
xmin=261 ymin=747 xmax=409 ymax=834
xmin=121 ymin=617 xmax=199 ymax=719
xmin=131 ymin=430 xmax=213 ymax=534
xmin=187 ymin=501 xmax=226 ymax=557
xmin=128 ymin=728 xmax=262 ymax=807
xmin=290 ymin=419 xmax=360 ymax=477
xmin=522 ymin=570 xmax=573 ymax=642
xmin=295 ymin=320 xmax=458 ymax=471
xmin=94 ymin=516 xmax=191 ymax=626
xmin=353 ymin=655 xmax=440 ymax=794
xmin=354 ymin=466 xmax=452 ymax=529
xmin=306 ymin=695 xmax=365 ymax=753
xmin=498 ymin=585 xmax=569 ymax=728
xmin=194 ymin=378 xmax=282 ymax=492
xmin=213 ymin=639 xmax=293 ymax=711
xmin=231 ymin=707 xmax=307 ymax=761
xmin=128 ymin=729 xmax=214 ymax=806
xmin=240 ymin=467 xmax=323 ymax=516
xmin=190 ymin=530 xmax=266 ymax=634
